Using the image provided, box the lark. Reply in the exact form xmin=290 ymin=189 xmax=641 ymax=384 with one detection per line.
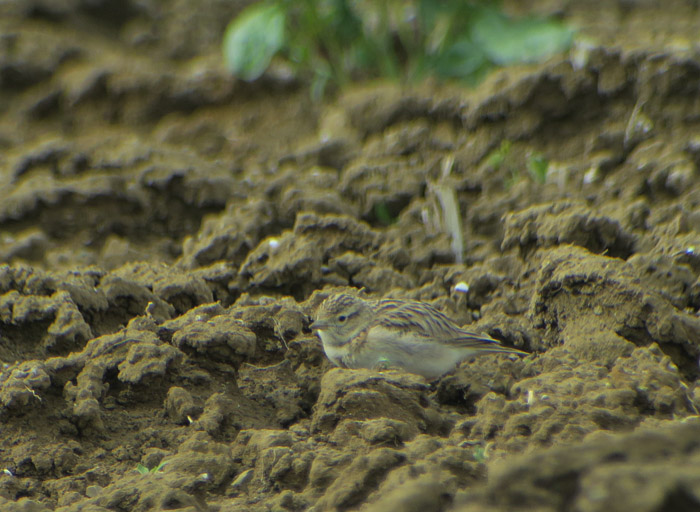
xmin=310 ymin=293 xmax=528 ymax=379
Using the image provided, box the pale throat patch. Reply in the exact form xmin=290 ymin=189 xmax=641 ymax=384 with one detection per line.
xmin=317 ymin=330 xmax=345 ymax=365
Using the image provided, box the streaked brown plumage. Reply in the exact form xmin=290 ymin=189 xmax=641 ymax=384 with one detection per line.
xmin=310 ymin=293 xmax=528 ymax=379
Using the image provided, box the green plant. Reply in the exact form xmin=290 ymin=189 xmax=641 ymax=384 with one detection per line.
xmin=472 ymin=445 xmax=487 ymax=463
xmin=222 ymin=0 xmax=574 ymax=98
xmin=527 ymin=152 xmax=549 ymax=184
xmin=485 ymin=141 xmax=551 ymax=188
xmin=222 ymin=3 xmax=286 ymax=81
xmin=373 ymin=201 xmax=397 ymax=226
xmin=135 ymin=461 xmax=167 ymax=475
xmin=485 ymin=140 xmax=512 ymax=169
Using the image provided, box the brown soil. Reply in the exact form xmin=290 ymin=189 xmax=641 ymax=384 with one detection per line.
xmin=1 ymin=1 xmax=700 ymax=511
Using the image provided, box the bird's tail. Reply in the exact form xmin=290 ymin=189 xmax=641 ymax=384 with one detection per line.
xmin=449 ymin=335 xmax=529 ymax=356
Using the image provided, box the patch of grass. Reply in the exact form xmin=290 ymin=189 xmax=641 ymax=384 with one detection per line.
xmin=222 ymin=0 xmax=574 ymax=99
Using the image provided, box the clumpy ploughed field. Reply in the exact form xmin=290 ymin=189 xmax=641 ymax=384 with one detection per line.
xmin=1 ymin=1 xmax=700 ymax=511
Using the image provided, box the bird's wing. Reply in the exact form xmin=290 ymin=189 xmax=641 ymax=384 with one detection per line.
xmin=373 ymin=299 xmax=528 ymax=354
xmin=372 ymin=299 xmax=469 ymax=338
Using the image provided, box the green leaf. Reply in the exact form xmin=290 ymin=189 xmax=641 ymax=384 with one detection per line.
xmin=472 ymin=7 xmax=573 ymax=66
xmin=222 ymin=3 xmax=286 ymax=81
xmin=152 ymin=461 xmax=167 ymax=473
xmin=432 ymin=38 xmax=490 ymax=81
xmin=135 ymin=463 xmax=149 ymax=475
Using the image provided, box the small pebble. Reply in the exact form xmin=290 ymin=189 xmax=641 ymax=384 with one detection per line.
xmin=454 ymin=282 xmax=470 ymax=294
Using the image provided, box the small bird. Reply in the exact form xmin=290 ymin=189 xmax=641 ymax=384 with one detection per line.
xmin=310 ymin=293 xmax=528 ymax=379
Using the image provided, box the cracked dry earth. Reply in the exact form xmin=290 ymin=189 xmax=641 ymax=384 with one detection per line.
xmin=2 ymin=1 xmax=700 ymax=511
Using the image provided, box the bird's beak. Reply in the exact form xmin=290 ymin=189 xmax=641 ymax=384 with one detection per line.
xmin=310 ymin=320 xmax=330 ymax=330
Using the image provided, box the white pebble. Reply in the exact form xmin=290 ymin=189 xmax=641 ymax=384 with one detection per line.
xmin=454 ymin=282 xmax=470 ymax=294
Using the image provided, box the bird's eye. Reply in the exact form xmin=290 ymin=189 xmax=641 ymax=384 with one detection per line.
xmin=338 ymin=315 xmax=347 ymax=323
